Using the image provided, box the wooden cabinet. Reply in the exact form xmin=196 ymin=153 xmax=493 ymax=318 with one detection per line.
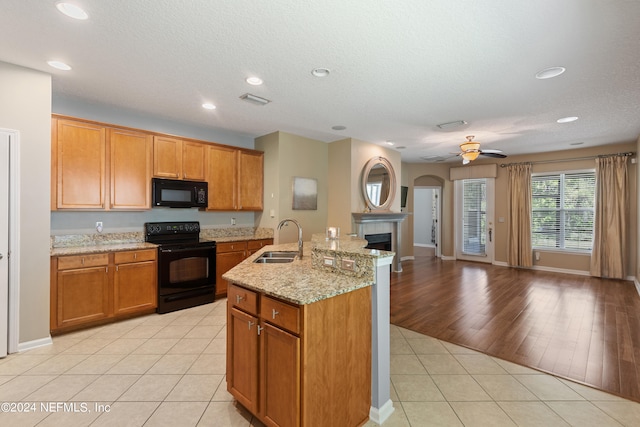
xmin=227 ymin=283 xmax=371 ymax=427
xmin=54 ymin=254 xmax=110 ymax=329
xmin=238 ymin=150 xmax=264 ymax=211
xmin=52 ymin=117 xmax=152 ymax=210
xmin=54 ymin=119 xmax=107 ymax=209
xmin=216 ymin=239 xmax=273 ymax=297
xmin=207 ymin=145 xmax=264 ymax=211
xmin=51 ymin=249 xmax=158 ymax=333
xmin=110 ymin=128 xmax=152 ymax=209
xmin=153 ymin=136 xmax=206 ymax=181
xmin=113 ymin=249 xmax=157 ymax=315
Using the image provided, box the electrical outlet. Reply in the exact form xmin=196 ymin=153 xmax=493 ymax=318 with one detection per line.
xmin=341 ymin=259 xmax=356 ymax=271
xmin=231 ymin=218 xmax=236 ymax=225
xmin=323 ymin=256 xmax=335 ymax=267
xmin=96 ymin=222 xmax=103 ymax=233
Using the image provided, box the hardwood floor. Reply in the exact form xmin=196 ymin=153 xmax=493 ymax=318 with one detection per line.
xmin=390 ymin=253 xmax=640 ymax=403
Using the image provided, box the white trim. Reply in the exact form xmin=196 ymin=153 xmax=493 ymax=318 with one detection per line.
xmin=401 ymin=255 xmax=415 ymax=262
xmin=441 ymin=255 xmax=456 ymax=261
xmin=17 ymin=336 xmax=52 ymax=353
xmin=369 ymin=399 xmax=395 ymax=425
xmin=414 ymin=243 xmax=436 ymax=248
xmin=1 ymin=129 xmax=20 ymax=354
xmin=634 ymin=277 xmax=640 ymax=297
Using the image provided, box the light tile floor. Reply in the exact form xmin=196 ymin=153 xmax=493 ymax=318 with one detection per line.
xmin=1 ymin=299 xmax=639 ymax=426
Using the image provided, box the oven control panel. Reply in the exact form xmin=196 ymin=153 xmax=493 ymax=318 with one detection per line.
xmin=145 ymin=221 xmax=200 ymax=236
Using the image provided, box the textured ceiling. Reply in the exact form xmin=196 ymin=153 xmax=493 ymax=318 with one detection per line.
xmin=2 ymin=0 xmax=640 ymax=163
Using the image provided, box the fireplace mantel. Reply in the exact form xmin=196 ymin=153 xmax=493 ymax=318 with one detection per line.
xmin=352 ymin=212 xmax=409 ymax=272
xmin=352 ymin=212 xmax=409 ymax=224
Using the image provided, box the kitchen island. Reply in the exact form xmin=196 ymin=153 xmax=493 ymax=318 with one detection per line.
xmin=223 ymin=236 xmax=394 ymax=427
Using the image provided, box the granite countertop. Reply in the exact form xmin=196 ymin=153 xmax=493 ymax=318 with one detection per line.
xmin=223 ymin=239 xmax=395 ymax=305
xmin=51 ymin=227 xmax=274 ymax=257
xmin=51 ymin=242 xmax=158 ymax=257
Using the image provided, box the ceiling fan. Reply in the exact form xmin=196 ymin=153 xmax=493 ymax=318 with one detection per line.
xmin=456 ymin=135 xmax=507 ymax=164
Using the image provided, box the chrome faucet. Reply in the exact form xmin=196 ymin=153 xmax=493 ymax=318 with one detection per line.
xmin=277 ymin=218 xmax=303 ymax=259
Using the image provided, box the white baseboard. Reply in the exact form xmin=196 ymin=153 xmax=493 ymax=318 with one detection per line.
xmin=370 ymin=399 xmax=395 ymax=425
xmin=441 ymin=255 xmax=456 ymax=261
xmin=17 ymin=336 xmax=52 ymax=353
xmin=414 ymin=243 xmax=436 ymax=248
xmin=401 ymin=256 xmax=415 ymax=261
xmin=635 ymin=277 xmax=640 ymax=297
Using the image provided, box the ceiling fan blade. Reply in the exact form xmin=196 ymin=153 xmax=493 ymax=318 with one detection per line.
xmin=479 ymin=149 xmax=503 ymax=154
xmin=480 ymin=152 xmax=507 ymax=158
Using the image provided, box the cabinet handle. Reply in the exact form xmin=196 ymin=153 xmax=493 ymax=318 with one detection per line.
xmin=257 ymin=325 xmax=263 ymax=335
xmin=236 ymin=295 xmax=244 ymax=304
xmin=272 ymin=309 xmax=279 ymax=319
xmin=116 ymin=266 xmax=119 ymax=272
xmin=81 ymin=257 xmax=85 ymax=266
xmin=105 ymin=267 xmax=108 ymax=274
xmin=248 ymin=321 xmax=254 ymax=330
xmin=134 ymin=253 xmax=137 ymax=260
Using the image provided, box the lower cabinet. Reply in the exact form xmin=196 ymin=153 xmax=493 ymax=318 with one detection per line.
xmin=216 ymin=239 xmax=273 ymax=297
xmin=51 ymin=249 xmax=157 ymax=333
xmin=227 ymin=283 xmax=371 ymax=427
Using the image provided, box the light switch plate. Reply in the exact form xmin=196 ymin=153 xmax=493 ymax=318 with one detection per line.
xmin=323 ymin=256 xmax=335 ymax=267
xmin=341 ymin=259 xmax=355 ymax=271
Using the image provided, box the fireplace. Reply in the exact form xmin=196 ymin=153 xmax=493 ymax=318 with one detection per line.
xmin=365 ymin=233 xmax=392 ymax=251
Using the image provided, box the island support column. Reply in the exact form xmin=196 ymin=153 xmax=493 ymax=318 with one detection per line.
xmin=369 ymin=255 xmax=394 ymax=424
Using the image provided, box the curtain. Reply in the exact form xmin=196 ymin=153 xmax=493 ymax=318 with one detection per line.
xmin=507 ymin=163 xmax=533 ymax=267
xmin=590 ymin=155 xmax=628 ymax=279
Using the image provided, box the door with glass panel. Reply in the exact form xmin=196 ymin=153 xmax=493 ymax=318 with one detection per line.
xmin=455 ymin=178 xmax=494 ymax=263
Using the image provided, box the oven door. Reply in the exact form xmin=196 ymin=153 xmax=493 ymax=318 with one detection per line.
xmin=158 ymin=244 xmax=216 ymax=296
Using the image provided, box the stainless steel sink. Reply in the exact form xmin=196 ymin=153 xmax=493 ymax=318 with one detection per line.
xmin=253 ymin=251 xmax=298 ymax=264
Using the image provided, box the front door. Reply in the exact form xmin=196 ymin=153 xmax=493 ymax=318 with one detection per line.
xmin=455 ymin=178 xmax=495 ymax=263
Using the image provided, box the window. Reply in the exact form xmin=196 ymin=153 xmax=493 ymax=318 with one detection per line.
xmin=531 ymin=171 xmax=595 ymax=251
xmin=462 ymin=179 xmax=486 ymax=255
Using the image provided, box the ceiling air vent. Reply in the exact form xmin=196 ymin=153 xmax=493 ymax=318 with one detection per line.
xmin=240 ymin=93 xmax=271 ymax=105
xmin=420 ymin=155 xmax=447 ymax=163
xmin=436 ymin=120 xmax=467 ymax=130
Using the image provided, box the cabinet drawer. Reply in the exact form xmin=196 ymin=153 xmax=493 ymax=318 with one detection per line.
xmin=57 ymin=253 xmax=109 ymax=270
xmin=228 ymin=283 xmax=258 ymax=315
xmin=261 ymin=296 xmax=301 ymax=335
xmin=114 ymin=249 xmax=157 ymax=264
xmin=217 ymin=241 xmax=248 ymax=253
xmin=247 ymin=239 xmax=272 ymax=251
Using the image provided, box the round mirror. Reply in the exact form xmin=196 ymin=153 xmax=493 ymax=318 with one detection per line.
xmin=361 ymin=156 xmax=396 ymax=211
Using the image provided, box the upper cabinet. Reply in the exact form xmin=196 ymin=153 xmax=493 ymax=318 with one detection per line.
xmin=206 ymin=146 xmax=264 ymax=211
xmin=51 ymin=115 xmax=263 ymax=212
xmin=153 ymin=136 xmax=206 ymax=181
xmin=54 ymin=118 xmax=107 ymax=209
xmin=52 ymin=117 xmax=152 ymax=210
xmin=110 ymin=129 xmax=152 ymax=209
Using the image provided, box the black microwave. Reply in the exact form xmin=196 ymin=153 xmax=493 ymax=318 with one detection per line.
xmin=152 ymin=178 xmax=208 ymax=208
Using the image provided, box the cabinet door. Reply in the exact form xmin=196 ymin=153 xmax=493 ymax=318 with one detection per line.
xmin=57 ymin=266 xmax=109 ymax=328
xmin=182 ymin=141 xmax=206 ymax=181
xmin=260 ymin=323 xmax=300 ymax=427
xmin=56 ymin=119 xmax=106 ymax=209
xmin=228 ymin=307 xmax=259 ymax=413
xmin=216 ymin=250 xmax=246 ymax=297
xmin=110 ymin=129 xmax=152 ymax=209
xmin=207 ymin=145 xmax=237 ymax=210
xmin=114 ymin=260 xmax=157 ymax=315
xmin=153 ymin=136 xmax=182 ymax=179
xmin=238 ymin=151 xmax=264 ymax=211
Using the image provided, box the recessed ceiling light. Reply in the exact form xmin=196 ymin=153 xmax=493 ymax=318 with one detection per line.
xmin=47 ymin=60 xmax=72 ymax=71
xmin=246 ymin=77 xmax=263 ymax=86
xmin=311 ymin=68 xmax=330 ymax=77
xmin=535 ymin=66 xmax=566 ymax=79
xmin=55 ymin=2 xmax=89 ymax=20
xmin=202 ymin=103 xmax=216 ymax=110
xmin=331 ymin=125 xmax=346 ymax=131
xmin=557 ymin=116 xmax=578 ymax=123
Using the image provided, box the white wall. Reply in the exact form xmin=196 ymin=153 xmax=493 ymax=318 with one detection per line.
xmin=0 ymin=61 xmax=51 ymax=344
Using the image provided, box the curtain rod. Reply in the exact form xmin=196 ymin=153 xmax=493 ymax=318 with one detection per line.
xmin=499 ymin=151 xmax=635 ymax=168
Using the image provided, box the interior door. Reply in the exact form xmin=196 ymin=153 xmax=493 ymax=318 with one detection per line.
xmin=455 ymin=178 xmax=494 ymax=263
xmin=0 ymin=132 xmax=9 ymax=357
